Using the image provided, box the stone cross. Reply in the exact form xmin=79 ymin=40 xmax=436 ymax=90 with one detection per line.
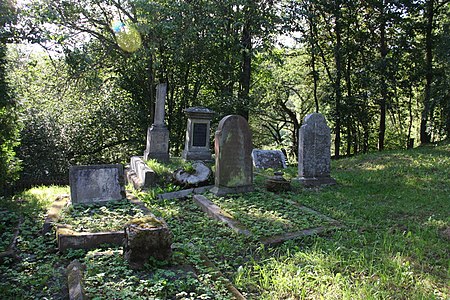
xmin=298 ymin=113 xmax=336 ymax=186
xmin=210 ymin=115 xmax=254 ymax=196
xmin=143 ymin=83 xmax=169 ymax=162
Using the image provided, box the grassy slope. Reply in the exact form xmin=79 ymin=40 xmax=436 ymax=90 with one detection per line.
xmin=0 ymin=144 xmax=448 ymax=299
xmin=235 ymin=143 xmax=450 ymax=299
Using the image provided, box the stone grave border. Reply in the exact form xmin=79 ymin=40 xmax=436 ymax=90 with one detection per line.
xmin=0 ymin=215 xmax=23 ymax=262
xmin=192 ymin=194 xmax=342 ymax=246
xmin=125 ymin=156 xmax=157 ymax=190
xmin=44 ymin=192 xmax=165 ymax=252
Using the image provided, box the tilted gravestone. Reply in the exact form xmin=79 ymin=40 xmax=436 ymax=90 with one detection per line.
xmin=252 ymin=149 xmax=287 ymax=169
xmin=298 ymin=113 xmax=336 ymax=187
xmin=69 ymin=164 xmax=125 ymax=204
xmin=210 ymin=115 xmax=254 ymax=196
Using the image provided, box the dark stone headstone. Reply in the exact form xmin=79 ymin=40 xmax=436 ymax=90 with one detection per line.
xmin=69 ymin=165 xmax=125 ymax=204
xmin=252 ymin=149 xmax=287 ymax=169
xmin=210 ymin=115 xmax=254 ymax=196
xmin=298 ymin=113 xmax=336 ymax=186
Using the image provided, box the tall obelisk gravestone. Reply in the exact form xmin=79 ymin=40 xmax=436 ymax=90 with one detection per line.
xmin=144 ymin=83 xmax=169 ymax=162
xmin=298 ymin=113 xmax=336 ymax=187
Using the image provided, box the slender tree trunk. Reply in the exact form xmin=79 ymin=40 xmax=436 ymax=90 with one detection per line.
xmin=379 ymin=6 xmax=388 ymax=151
xmin=239 ymin=19 xmax=252 ymax=120
xmin=421 ymin=0 xmax=434 ymax=144
xmin=308 ymin=4 xmax=319 ymax=113
xmin=334 ymin=1 xmax=343 ymax=159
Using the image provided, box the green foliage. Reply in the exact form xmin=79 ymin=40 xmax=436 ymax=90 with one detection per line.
xmin=59 ymin=199 xmax=146 ymax=232
xmin=0 ymin=1 xmax=21 ymax=193
xmin=0 ymin=146 xmax=449 ymax=298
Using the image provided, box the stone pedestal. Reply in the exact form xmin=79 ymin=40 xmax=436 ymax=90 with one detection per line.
xmin=143 ymin=83 xmax=169 ymax=162
xmin=297 ymin=113 xmax=336 ymax=187
xmin=143 ymin=125 xmax=169 ymax=162
xmin=182 ymin=107 xmax=215 ymax=161
xmin=211 ymin=115 xmax=254 ymax=196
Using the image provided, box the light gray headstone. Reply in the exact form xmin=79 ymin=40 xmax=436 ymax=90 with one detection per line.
xmin=252 ymin=149 xmax=287 ymax=169
xmin=210 ymin=115 xmax=254 ymax=196
xmin=144 ymin=83 xmax=169 ymax=162
xmin=69 ymin=164 xmax=125 ymax=204
xmin=298 ymin=113 xmax=336 ymax=186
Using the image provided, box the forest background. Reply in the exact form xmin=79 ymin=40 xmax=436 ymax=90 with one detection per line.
xmin=0 ymin=0 xmax=449 ymax=194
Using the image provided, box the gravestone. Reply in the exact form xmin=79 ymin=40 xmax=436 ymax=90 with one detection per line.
xmin=144 ymin=83 xmax=169 ymax=162
xmin=182 ymin=107 xmax=215 ymax=161
xmin=210 ymin=115 xmax=254 ymax=196
xmin=252 ymin=149 xmax=287 ymax=169
xmin=297 ymin=113 xmax=336 ymax=186
xmin=69 ymin=164 xmax=125 ymax=204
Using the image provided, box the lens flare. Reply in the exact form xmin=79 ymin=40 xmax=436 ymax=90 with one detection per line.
xmin=111 ymin=20 xmax=142 ymax=53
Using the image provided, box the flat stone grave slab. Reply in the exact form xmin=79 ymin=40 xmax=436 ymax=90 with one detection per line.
xmin=193 ymin=192 xmax=341 ymax=245
xmin=51 ymin=193 xmax=168 ymax=252
xmin=252 ymin=149 xmax=287 ymax=169
xmin=69 ymin=164 xmax=125 ymax=204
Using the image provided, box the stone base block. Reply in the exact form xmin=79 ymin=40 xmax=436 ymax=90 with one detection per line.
xmin=57 ymin=228 xmax=124 ymax=252
xmin=210 ymin=185 xmax=254 ymax=196
xmin=296 ymin=176 xmax=337 ymax=187
xmin=182 ymin=149 xmax=212 ymax=161
xmin=129 ymin=156 xmax=156 ymax=189
xmin=144 ymin=125 xmax=169 ymax=162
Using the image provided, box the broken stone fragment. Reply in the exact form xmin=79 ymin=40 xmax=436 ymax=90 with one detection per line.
xmin=124 ymin=216 xmax=173 ymax=270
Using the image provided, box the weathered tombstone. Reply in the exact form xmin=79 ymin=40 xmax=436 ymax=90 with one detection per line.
xmin=144 ymin=83 xmax=169 ymax=162
xmin=182 ymin=107 xmax=215 ymax=161
xmin=128 ymin=156 xmax=156 ymax=189
xmin=297 ymin=113 xmax=336 ymax=187
xmin=69 ymin=164 xmax=125 ymax=204
xmin=252 ymin=149 xmax=287 ymax=169
xmin=210 ymin=115 xmax=254 ymax=196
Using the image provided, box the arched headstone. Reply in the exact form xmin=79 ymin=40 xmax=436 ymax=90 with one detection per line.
xmin=210 ymin=115 xmax=254 ymax=196
xmin=298 ymin=113 xmax=336 ymax=186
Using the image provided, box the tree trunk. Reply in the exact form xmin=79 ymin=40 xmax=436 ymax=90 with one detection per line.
xmin=308 ymin=4 xmax=320 ymax=113
xmin=334 ymin=1 xmax=343 ymax=159
xmin=378 ymin=6 xmax=388 ymax=151
xmin=239 ymin=19 xmax=252 ymax=120
xmin=420 ymin=0 xmax=434 ymax=144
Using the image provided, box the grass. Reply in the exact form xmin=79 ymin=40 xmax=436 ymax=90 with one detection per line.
xmin=59 ymin=199 xmax=146 ymax=232
xmin=0 ymin=143 xmax=449 ymax=299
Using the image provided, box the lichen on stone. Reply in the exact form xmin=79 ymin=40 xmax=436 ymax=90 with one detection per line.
xmin=125 ymin=216 xmax=163 ymax=229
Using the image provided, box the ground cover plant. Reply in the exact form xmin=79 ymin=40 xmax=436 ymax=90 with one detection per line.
xmin=0 ymin=143 xmax=448 ymax=299
xmin=59 ymin=199 xmax=146 ymax=232
xmin=207 ymin=191 xmax=335 ymax=239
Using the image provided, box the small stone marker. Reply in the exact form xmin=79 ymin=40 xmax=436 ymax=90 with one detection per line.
xmin=297 ymin=113 xmax=336 ymax=186
xmin=210 ymin=115 xmax=254 ymax=196
xmin=266 ymin=172 xmax=291 ymax=193
xmin=124 ymin=216 xmax=173 ymax=270
xmin=252 ymin=149 xmax=287 ymax=169
xmin=182 ymin=107 xmax=215 ymax=161
xmin=144 ymin=83 xmax=170 ymax=162
xmin=69 ymin=164 xmax=125 ymax=204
